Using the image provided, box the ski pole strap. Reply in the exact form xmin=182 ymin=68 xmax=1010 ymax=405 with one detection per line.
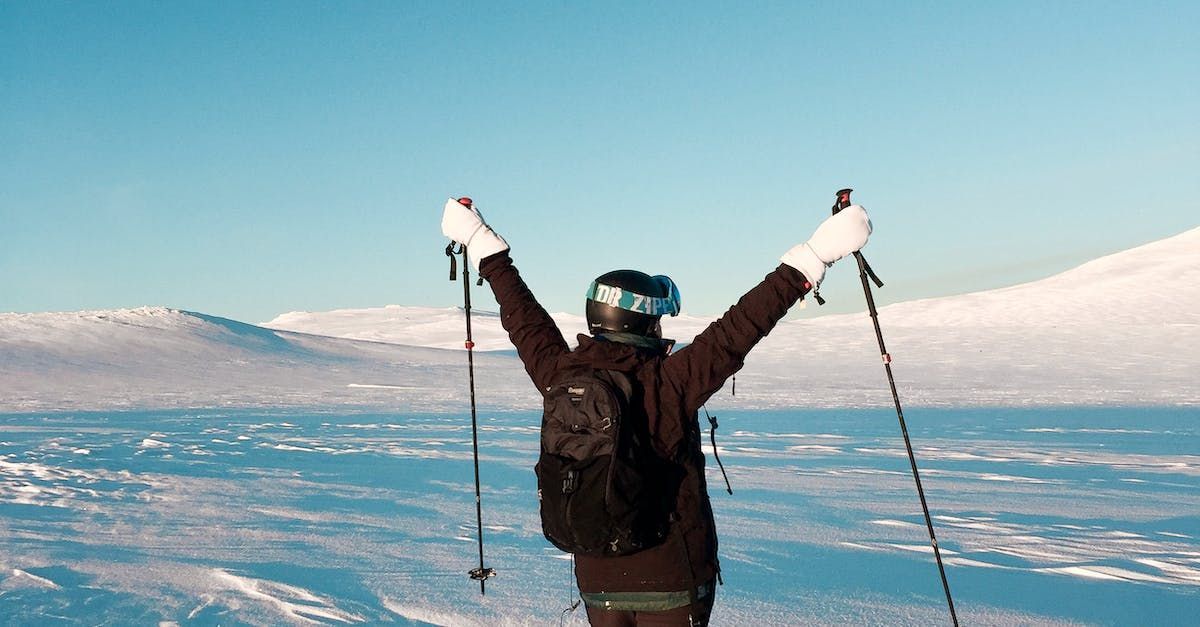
xmin=860 ymin=255 xmax=884 ymax=288
xmin=559 ymin=555 xmax=582 ymax=627
xmin=702 ymin=406 xmax=733 ymax=494
xmin=445 ymin=242 xmax=459 ymax=280
xmin=445 ymin=241 xmax=483 ymax=284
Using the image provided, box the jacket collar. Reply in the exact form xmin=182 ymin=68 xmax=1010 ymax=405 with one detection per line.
xmin=575 ymin=333 xmax=674 ymax=362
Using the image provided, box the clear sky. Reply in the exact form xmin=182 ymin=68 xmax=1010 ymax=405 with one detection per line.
xmin=3 ymin=1 xmax=1197 ymax=323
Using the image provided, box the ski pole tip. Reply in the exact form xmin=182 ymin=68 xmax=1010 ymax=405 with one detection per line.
xmin=469 ymin=566 xmax=497 ymax=584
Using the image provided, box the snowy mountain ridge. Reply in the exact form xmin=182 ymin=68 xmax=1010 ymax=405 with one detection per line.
xmin=0 ymin=306 xmax=532 ymax=412
xmin=263 ymin=227 xmax=1200 ymax=343
xmin=861 ymin=226 xmax=1200 ymax=329
xmin=2 ymin=227 xmax=1196 ymax=411
xmin=260 ymin=305 xmax=720 ymax=352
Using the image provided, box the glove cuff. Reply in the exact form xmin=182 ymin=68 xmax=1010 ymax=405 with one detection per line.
xmin=781 ymin=242 xmax=827 ymax=288
xmin=466 ymin=228 xmax=509 ymax=272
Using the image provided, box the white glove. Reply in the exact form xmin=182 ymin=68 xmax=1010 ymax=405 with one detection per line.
xmin=440 ymin=197 xmax=510 ymax=272
xmin=781 ymin=205 xmax=872 ymax=288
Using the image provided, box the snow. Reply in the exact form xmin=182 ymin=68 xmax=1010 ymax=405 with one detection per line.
xmin=261 ymin=305 xmax=715 ymax=352
xmin=0 ymin=305 xmax=536 ymax=412
xmin=2 ymin=405 xmax=1197 ymax=623
xmin=1 ymin=227 xmax=1197 ymax=412
xmin=210 ymin=569 xmax=366 ymax=624
xmin=3 ymin=569 xmax=61 ymax=590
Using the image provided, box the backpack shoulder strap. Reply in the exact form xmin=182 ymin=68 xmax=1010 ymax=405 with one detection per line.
xmin=595 ymin=369 xmax=634 ymax=406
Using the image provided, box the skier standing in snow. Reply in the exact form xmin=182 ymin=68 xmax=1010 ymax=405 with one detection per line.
xmin=441 ymin=196 xmax=871 ymax=626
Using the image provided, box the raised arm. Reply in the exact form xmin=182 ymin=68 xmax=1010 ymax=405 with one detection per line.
xmin=662 ymin=204 xmax=872 ymax=411
xmin=480 ymin=253 xmax=568 ymax=390
xmin=441 ymin=198 xmax=568 ymax=390
xmin=661 ymin=265 xmax=809 ymax=411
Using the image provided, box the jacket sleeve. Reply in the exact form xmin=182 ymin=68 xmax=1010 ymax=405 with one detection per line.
xmin=661 ymin=264 xmax=812 ymax=412
xmin=479 ymin=252 xmax=569 ymax=391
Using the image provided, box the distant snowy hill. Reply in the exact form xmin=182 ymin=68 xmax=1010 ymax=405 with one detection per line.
xmin=261 ymin=306 xmax=715 ymax=351
xmin=2 ymin=228 xmax=1197 ymax=411
xmin=0 ymin=307 xmax=533 ymax=412
xmin=263 ymin=305 xmax=578 ymax=351
xmin=742 ymin=226 xmax=1200 ymax=407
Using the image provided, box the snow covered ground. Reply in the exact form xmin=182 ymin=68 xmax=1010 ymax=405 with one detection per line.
xmin=2 ymin=227 xmax=1197 ymax=412
xmin=1 ymin=406 xmax=1196 ymax=625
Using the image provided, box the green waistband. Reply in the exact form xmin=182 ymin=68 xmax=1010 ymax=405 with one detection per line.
xmin=580 ymin=581 xmax=713 ymax=612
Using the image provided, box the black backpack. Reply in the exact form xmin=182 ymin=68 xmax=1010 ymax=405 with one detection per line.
xmin=535 ymin=368 xmax=675 ymax=556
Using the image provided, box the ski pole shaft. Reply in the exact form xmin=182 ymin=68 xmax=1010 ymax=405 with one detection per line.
xmin=833 ymin=189 xmax=959 ymax=626
xmin=448 ymin=197 xmax=496 ymax=595
xmin=464 ymin=246 xmax=488 ymax=596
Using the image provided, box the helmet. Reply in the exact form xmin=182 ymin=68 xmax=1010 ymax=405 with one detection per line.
xmin=585 ymin=269 xmax=681 ymax=336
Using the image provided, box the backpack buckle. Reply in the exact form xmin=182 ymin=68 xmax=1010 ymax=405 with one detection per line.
xmin=562 ymin=470 xmax=579 ymax=494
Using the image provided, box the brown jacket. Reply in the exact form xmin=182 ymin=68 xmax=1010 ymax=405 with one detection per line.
xmin=479 ymin=253 xmax=812 ymax=593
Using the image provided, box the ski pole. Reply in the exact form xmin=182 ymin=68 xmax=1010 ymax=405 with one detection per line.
xmin=445 ymin=196 xmax=496 ymax=596
xmin=832 ymin=189 xmax=959 ymax=626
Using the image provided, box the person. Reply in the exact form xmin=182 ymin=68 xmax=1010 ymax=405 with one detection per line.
xmin=440 ymin=196 xmax=871 ymax=626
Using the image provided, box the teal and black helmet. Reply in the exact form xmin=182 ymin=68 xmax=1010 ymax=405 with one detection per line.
xmin=585 ymin=269 xmax=681 ymax=337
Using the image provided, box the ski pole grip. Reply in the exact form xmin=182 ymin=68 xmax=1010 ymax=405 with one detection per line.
xmin=832 ymin=188 xmax=853 ymax=215
xmin=831 ymin=188 xmax=884 ymax=287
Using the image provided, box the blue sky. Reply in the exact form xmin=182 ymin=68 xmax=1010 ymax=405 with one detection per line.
xmin=2 ymin=2 xmax=1197 ymax=323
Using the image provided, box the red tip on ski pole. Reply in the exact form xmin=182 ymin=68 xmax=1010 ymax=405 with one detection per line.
xmin=457 ymin=197 xmax=473 ymax=207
